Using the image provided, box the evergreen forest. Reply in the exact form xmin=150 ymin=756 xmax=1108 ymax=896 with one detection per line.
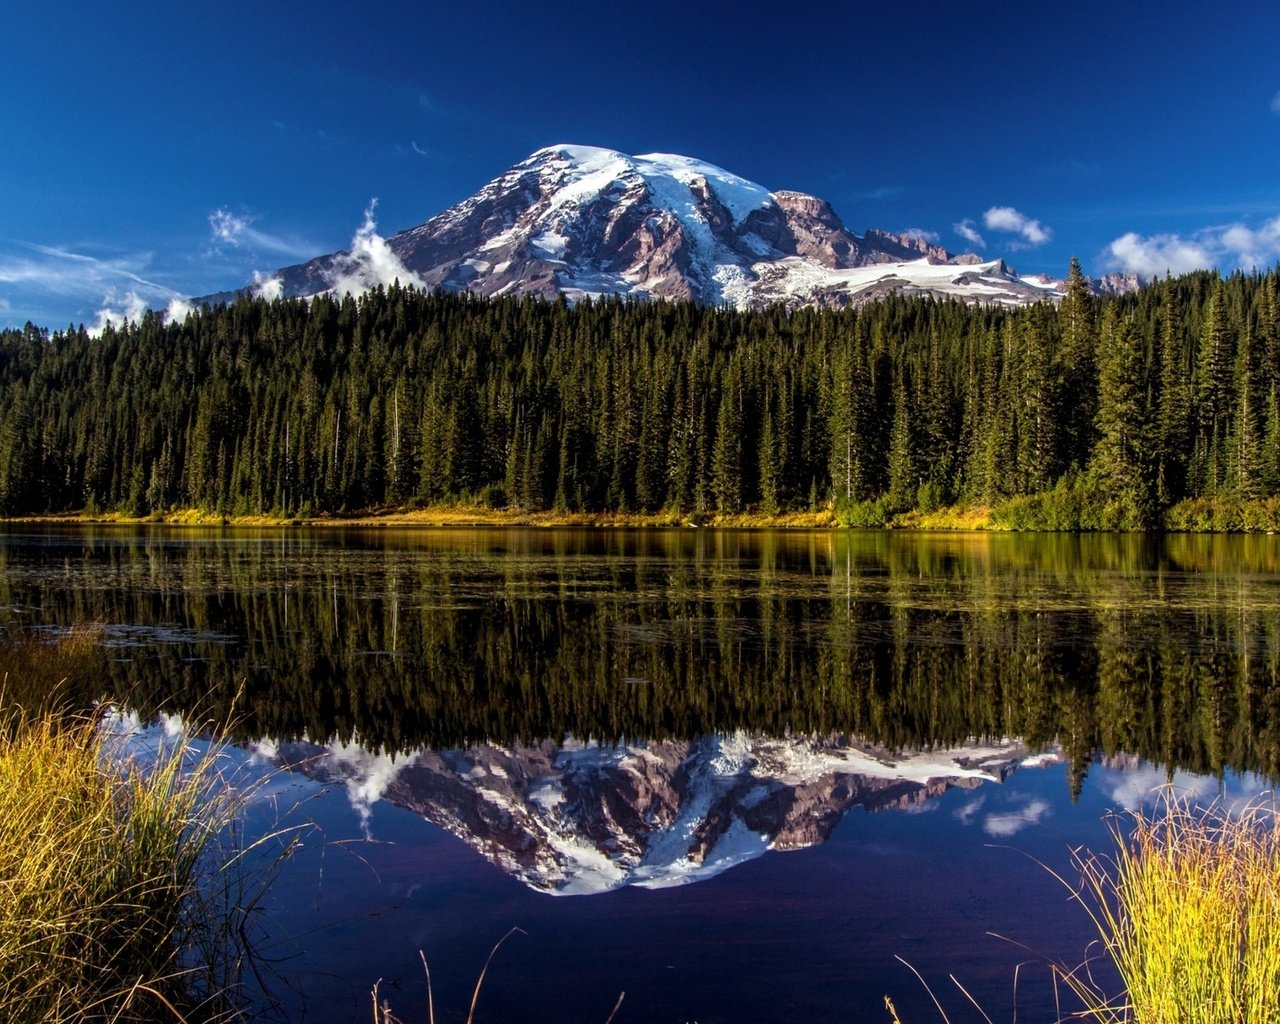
xmin=2 ymin=261 xmax=1279 ymax=528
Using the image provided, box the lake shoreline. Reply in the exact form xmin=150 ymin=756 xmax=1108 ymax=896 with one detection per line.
xmin=4 ymin=496 xmax=1280 ymax=532
xmin=0 ymin=506 xmax=865 ymax=530
xmin=0 ymin=505 xmax=1085 ymax=531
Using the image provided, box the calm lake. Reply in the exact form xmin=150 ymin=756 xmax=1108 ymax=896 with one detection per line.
xmin=2 ymin=525 xmax=1277 ymax=1024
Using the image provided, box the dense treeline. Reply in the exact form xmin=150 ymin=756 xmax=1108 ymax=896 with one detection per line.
xmin=1 ymin=262 xmax=1278 ymax=524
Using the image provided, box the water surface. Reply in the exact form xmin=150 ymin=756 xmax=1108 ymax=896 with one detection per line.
xmin=2 ymin=526 xmax=1275 ymax=1023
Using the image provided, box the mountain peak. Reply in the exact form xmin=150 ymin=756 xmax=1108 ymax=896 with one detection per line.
xmin=226 ymin=145 xmax=1065 ymax=311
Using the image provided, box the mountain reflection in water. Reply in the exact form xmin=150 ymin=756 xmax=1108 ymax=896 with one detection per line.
xmin=261 ymin=732 xmax=1059 ymax=894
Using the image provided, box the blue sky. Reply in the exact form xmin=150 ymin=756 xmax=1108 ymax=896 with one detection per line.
xmin=3 ymin=0 xmax=1280 ymax=330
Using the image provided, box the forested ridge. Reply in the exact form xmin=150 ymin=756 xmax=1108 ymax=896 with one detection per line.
xmin=1 ymin=261 xmax=1278 ymax=527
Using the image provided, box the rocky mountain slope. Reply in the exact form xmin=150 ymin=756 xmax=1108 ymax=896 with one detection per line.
xmin=223 ymin=145 xmax=1074 ymax=310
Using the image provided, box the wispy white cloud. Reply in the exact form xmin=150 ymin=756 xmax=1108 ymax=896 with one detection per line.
xmin=953 ymin=219 xmax=986 ymax=248
xmin=325 ymin=200 xmax=426 ymax=297
xmin=0 ymin=239 xmax=186 ymax=332
xmin=208 ymin=209 xmax=316 ymax=260
xmin=855 ymin=185 xmax=906 ymax=201
xmin=900 ymin=227 xmax=940 ymax=244
xmin=395 ymin=140 xmax=450 ymax=162
xmin=953 ymin=795 xmax=986 ymax=825
xmin=1105 ymin=214 xmax=1280 ymax=278
xmin=983 ymin=206 xmax=1052 ymax=246
xmin=1272 ymin=90 xmax=1280 ymax=115
xmin=983 ymin=797 xmax=1052 ymax=838
xmin=0 ymin=241 xmax=171 ymax=295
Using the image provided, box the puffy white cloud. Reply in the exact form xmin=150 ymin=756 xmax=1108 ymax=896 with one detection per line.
xmin=953 ymin=219 xmax=986 ymax=248
xmin=89 ymin=289 xmax=148 ymax=336
xmin=250 ymin=272 xmax=284 ymax=301
xmin=1101 ymin=763 xmax=1272 ymax=815
xmin=163 ymin=297 xmax=193 ymax=323
xmin=1219 ymin=215 xmax=1280 ymax=270
xmin=1105 ymin=215 xmax=1280 ymax=279
xmin=1105 ymin=232 xmax=1214 ymax=277
xmin=318 ymin=738 xmax=423 ymax=838
xmin=209 ymin=209 xmax=249 ymax=245
xmin=983 ymin=205 xmax=1052 ymax=246
xmin=325 ymin=200 xmax=426 ymax=298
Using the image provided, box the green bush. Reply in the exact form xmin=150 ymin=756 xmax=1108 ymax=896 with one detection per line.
xmin=836 ymin=496 xmax=892 ymax=527
xmin=477 ymin=483 xmax=508 ymax=509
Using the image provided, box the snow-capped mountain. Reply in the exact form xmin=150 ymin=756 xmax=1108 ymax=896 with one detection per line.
xmin=265 ymin=733 xmax=1061 ymax=895
xmin=226 ymin=145 xmax=1070 ymax=310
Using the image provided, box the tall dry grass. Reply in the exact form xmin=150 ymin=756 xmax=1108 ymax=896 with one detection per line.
xmin=0 ymin=622 xmax=107 ymax=730
xmin=0 ymin=626 xmax=265 ymax=1023
xmin=1057 ymin=792 xmax=1280 ymax=1024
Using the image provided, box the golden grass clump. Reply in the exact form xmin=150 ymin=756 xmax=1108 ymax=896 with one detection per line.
xmin=0 ymin=626 xmax=257 ymax=1024
xmin=1062 ymin=792 xmax=1280 ymax=1024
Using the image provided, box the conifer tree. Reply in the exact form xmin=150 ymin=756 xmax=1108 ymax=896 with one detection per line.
xmin=1058 ymin=257 xmax=1098 ymax=462
xmin=886 ymin=369 xmax=914 ymax=511
xmin=828 ymin=339 xmax=865 ymax=506
xmin=711 ymin=365 xmax=742 ymax=512
xmin=1156 ymin=277 xmax=1191 ymax=503
xmin=1193 ymin=279 xmax=1234 ymax=495
xmin=1230 ymin=323 xmax=1263 ymax=500
xmin=1093 ymin=308 xmax=1155 ymax=523
xmin=1018 ymin=312 xmax=1057 ymax=492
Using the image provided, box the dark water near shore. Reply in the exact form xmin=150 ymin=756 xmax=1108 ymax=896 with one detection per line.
xmin=2 ymin=526 xmax=1277 ymax=1023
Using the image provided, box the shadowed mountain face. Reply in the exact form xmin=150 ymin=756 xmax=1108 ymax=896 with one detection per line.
xmin=265 ymin=732 xmax=1055 ymax=894
xmin=237 ymin=145 xmax=1070 ymax=309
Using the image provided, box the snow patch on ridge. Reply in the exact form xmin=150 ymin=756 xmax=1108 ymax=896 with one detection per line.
xmin=532 ymin=145 xmax=773 ymax=227
xmin=633 ymin=151 xmax=774 ymax=225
